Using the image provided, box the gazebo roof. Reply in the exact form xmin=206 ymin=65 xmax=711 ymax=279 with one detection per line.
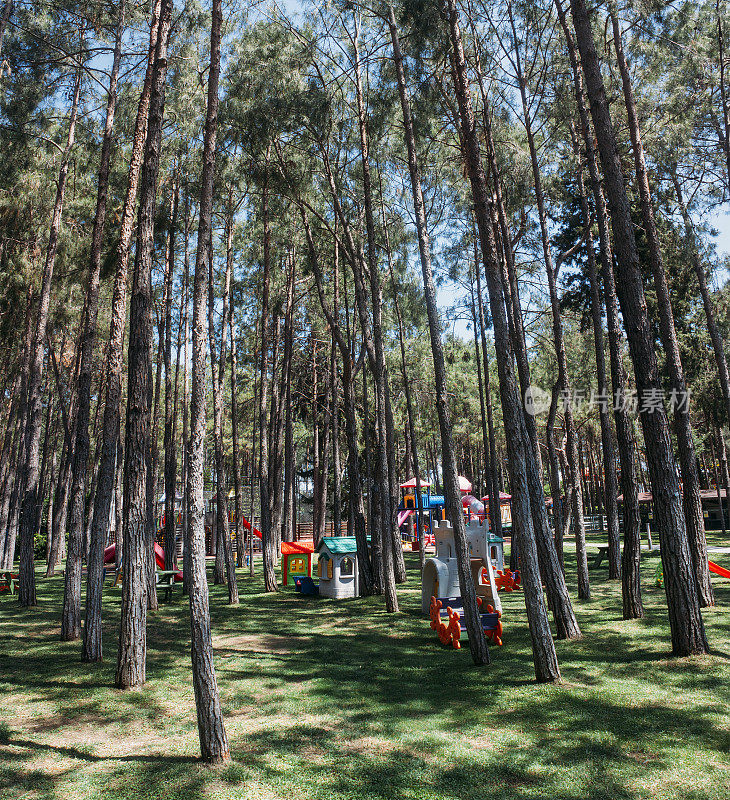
xmin=399 ymin=477 xmax=431 ymax=488
xmin=480 ymin=492 xmax=512 ymax=503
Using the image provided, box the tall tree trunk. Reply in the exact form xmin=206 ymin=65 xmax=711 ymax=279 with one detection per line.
xmin=390 ymin=5 xmax=493 ymax=660
xmin=187 ymin=0 xmax=230 ymax=762
xmin=444 ymin=0 xmax=561 ymax=679
xmin=386 ymin=217 xmax=426 ymax=572
xmin=473 ymin=251 xmax=501 ymax=545
xmin=297 ymin=207 xmax=373 ymax=592
xmin=163 ymin=176 xmax=179 ymax=572
xmin=570 ymin=0 xmax=707 ymax=653
xmin=145 ymin=311 xmax=164 ymax=611
xmin=65 ymin=2 xmax=125 ymax=647
xmin=249 ymin=346 xmax=258 ymax=578
xmin=270 ymin=249 xmax=295 ymax=548
xmin=209 ymin=198 xmax=239 ymax=604
xmin=228 ymin=232 xmax=245 ymax=565
xmin=116 ymin=1 xmax=172 ymax=688
xmin=469 ymin=41 xmax=578 ymax=636
xmin=330 ymin=341 xmax=341 ymax=536
xmin=609 ymin=5 xmax=713 ymax=608
xmin=1 ymin=289 xmax=33 ymax=569
xmin=85 ymin=0 xmax=165 ymax=661
xmin=353 ymin=16 xmax=398 ymax=611
xmin=569 ymin=121 xmax=621 ymax=579
xmin=554 ymin=0 xmax=643 ymax=618
xmin=507 ymin=2 xmax=589 ymax=599
xmin=17 ymin=66 xmax=82 ymax=606
xmin=258 ymin=146 xmax=277 ymax=592
xmin=181 ymin=190 xmax=191 ymax=594
xmin=546 ymin=385 xmax=564 ymax=568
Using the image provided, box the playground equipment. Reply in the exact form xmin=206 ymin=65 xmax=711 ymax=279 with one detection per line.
xmin=481 ymin=492 xmax=513 ymax=531
xmin=421 ymin=519 xmax=502 ymax=615
xmin=398 ymin=478 xmax=446 ymax=550
xmin=282 ymin=540 xmax=314 ymax=586
xmin=709 ymin=560 xmax=730 ymax=579
xmin=494 ymin=567 xmax=521 ymax=592
xmin=294 ymin=575 xmax=319 ymax=596
xmin=657 ymin=558 xmax=730 ymax=587
xmin=316 ymin=536 xmax=362 ymax=598
xmin=103 ymin=542 xmax=183 ymax=582
xmin=429 ymin=595 xmax=503 ymax=649
xmin=461 ymin=494 xmax=485 ymax=520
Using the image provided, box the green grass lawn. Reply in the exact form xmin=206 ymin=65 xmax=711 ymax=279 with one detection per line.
xmin=1 ymin=548 xmax=729 ymax=800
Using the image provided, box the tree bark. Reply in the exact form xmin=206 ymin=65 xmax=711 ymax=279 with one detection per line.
xmin=163 ymin=176 xmax=179 ymax=573
xmin=569 ymin=121 xmax=621 ymax=580
xmin=116 ymin=0 xmax=172 ymax=688
xmin=208 ymin=196 xmax=239 ymax=604
xmin=609 ymin=4 xmax=713 ymax=608
xmin=64 ymin=1 xmax=124 ymax=646
xmin=85 ymin=0 xmax=165 ymax=661
xmin=570 ymin=0 xmax=707 ymax=652
xmin=17 ymin=66 xmax=81 ymax=606
xmin=554 ymin=0 xmax=643 ymax=618
xmin=258 ymin=146 xmax=277 ymax=593
xmin=391 ymin=5 xmax=493 ymax=659
xmin=187 ymin=0 xmax=230 ymax=762
xmin=353 ymin=16 xmax=398 ymax=611
xmin=507 ymin=1 xmax=589 ymax=599
xmin=444 ymin=0 xmax=561 ymax=679
xmin=228 ymin=226 xmax=245 ymax=566
xmin=297 ymin=208 xmax=373 ymax=592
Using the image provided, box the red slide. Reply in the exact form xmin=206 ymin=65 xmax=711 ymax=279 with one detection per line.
xmin=103 ymin=542 xmax=183 ymax=582
xmin=708 ymin=560 xmax=730 ymax=580
xmin=239 ymin=516 xmax=262 ymax=538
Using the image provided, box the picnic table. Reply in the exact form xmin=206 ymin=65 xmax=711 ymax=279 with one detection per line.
xmin=591 ymin=543 xmax=661 ymax=568
xmin=0 ymin=571 xmax=18 ymax=595
xmin=156 ymin=569 xmax=178 ymax=602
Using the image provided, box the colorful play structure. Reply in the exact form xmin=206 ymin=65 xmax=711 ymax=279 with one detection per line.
xmin=398 ymin=476 xmax=513 ymax=555
xmin=397 ymin=478 xmax=445 ymax=551
xmin=103 ymin=542 xmax=183 ymax=582
xmin=656 ymin=558 xmax=730 ymax=588
xmin=423 ymin=519 xmax=508 ymax=649
xmin=282 ymin=540 xmax=314 ymax=586
xmin=315 ymin=536 xmax=362 ymax=598
xmin=709 ymin=560 xmax=730 ymax=579
xmin=429 ymin=596 xmax=503 ymax=649
xmin=421 ymin=519 xmax=503 ymax=614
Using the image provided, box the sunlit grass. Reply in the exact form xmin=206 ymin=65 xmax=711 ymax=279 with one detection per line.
xmin=0 ymin=544 xmax=729 ymax=799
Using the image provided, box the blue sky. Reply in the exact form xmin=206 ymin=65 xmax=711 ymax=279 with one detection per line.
xmin=270 ymin=0 xmax=730 ymax=340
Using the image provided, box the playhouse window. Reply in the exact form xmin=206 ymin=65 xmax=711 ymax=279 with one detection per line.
xmin=319 ymin=554 xmax=332 ymax=579
xmin=291 ymin=557 xmax=304 ymax=572
xmin=340 ymin=557 xmax=354 ymax=576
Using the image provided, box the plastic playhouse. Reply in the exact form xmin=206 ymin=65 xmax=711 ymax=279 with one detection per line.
xmin=316 ymin=536 xmax=362 ymax=598
xmin=282 ymin=540 xmax=314 ymax=586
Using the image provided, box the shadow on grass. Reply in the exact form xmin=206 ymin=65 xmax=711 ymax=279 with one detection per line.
xmin=0 ymin=554 xmax=729 ymax=799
